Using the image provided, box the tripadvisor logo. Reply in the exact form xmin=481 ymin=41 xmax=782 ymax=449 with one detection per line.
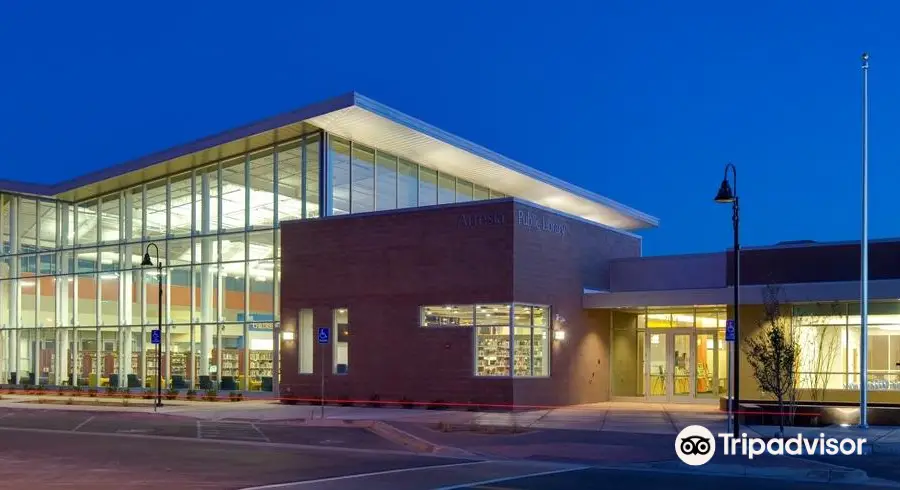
xmin=675 ymin=425 xmax=868 ymax=465
xmin=675 ymin=425 xmax=716 ymax=466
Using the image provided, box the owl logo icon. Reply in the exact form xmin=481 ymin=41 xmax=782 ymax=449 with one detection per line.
xmin=675 ymin=425 xmax=716 ymax=466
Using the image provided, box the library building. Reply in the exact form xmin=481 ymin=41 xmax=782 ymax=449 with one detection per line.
xmin=2 ymin=92 xmax=898 ymax=409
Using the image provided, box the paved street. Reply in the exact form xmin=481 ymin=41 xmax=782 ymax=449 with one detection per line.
xmin=452 ymin=467 xmax=900 ymax=490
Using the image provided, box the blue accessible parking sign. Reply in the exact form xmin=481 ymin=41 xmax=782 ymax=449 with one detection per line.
xmin=151 ymin=329 xmax=161 ymax=345
xmin=725 ymin=320 xmax=735 ymax=342
xmin=317 ymin=327 xmax=330 ymax=344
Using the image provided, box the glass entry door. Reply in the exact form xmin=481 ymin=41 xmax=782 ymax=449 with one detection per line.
xmin=646 ymin=329 xmax=695 ymax=401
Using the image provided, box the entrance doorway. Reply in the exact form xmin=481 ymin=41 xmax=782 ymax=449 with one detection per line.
xmin=645 ymin=329 xmax=725 ymax=402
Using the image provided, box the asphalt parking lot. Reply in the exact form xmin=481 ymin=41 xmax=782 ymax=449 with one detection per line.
xmin=0 ymin=407 xmax=398 ymax=449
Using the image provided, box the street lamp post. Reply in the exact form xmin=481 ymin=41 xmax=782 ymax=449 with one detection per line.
xmin=715 ymin=163 xmax=740 ymax=438
xmin=141 ymin=243 xmax=163 ymax=409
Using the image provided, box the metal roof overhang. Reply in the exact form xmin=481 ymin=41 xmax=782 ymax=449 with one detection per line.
xmin=0 ymin=92 xmax=657 ymax=230
xmin=584 ymin=279 xmax=900 ymax=309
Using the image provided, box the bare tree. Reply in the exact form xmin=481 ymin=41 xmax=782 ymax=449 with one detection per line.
xmin=744 ymin=285 xmax=799 ymax=436
xmin=791 ymin=302 xmax=843 ymax=401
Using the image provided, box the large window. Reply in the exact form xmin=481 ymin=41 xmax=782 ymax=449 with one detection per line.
xmin=298 ymin=309 xmax=313 ymax=374
xmin=397 ymin=159 xmax=418 ymax=209
xmin=333 ymin=308 xmax=349 ymax=374
xmin=169 ymin=174 xmax=193 ymax=237
xmin=418 ymin=302 xmax=550 ymax=378
xmin=351 ymin=144 xmax=375 ymax=214
xmin=375 ymin=151 xmax=398 ymax=211
xmin=304 ymin=134 xmax=321 ymax=218
xmin=277 ymin=141 xmax=302 ymax=222
xmin=330 ymin=136 xmax=351 ymax=215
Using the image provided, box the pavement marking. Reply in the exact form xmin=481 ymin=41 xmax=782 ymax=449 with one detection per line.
xmin=240 ymin=461 xmax=492 ymax=489
xmin=71 ymin=415 xmax=95 ymax=432
xmin=196 ymin=420 xmax=201 ymax=439
xmin=251 ymin=423 xmax=271 ymax=442
xmin=0 ymin=413 xmax=15 ymax=421
xmin=200 ymin=421 xmax=269 ymax=441
xmin=0 ymin=425 xmax=480 ymax=459
xmin=432 ymin=465 xmax=590 ymax=490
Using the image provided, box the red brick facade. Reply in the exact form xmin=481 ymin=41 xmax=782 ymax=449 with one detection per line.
xmin=278 ymin=199 xmax=640 ymax=407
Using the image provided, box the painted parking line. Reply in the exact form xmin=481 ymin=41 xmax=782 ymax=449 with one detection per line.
xmin=198 ymin=421 xmax=269 ymax=442
xmin=72 ymin=415 xmax=95 ymax=432
xmin=241 ymin=461 xmax=490 ymax=489
xmin=241 ymin=461 xmax=587 ymax=490
xmin=433 ymin=466 xmax=590 ymax=490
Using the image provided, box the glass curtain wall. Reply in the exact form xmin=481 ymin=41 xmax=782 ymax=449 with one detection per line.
xmin=0 ymin=131 xmax=321 ymax=390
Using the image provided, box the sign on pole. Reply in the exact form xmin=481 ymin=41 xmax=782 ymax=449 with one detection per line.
xmin=725 ymin=319 xmax=735 ymax=342
xmin=317 ymin=327 xmax=330 ymax=344
xmin=151 ymin=329 xmax=161 ymax=345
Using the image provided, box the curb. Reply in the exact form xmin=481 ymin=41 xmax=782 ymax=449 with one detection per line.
xmin=367 ymin=421 xmax=477 ymax=457
xmin=609 ymin=461 xmax=870 ymax=484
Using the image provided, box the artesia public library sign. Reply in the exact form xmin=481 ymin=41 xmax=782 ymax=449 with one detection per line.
xmin=457 ymin=209 xmax=570 ymax=237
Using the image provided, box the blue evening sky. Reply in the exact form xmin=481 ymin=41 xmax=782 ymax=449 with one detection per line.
xmin=1 ymin=1 xmax=897 ymax=255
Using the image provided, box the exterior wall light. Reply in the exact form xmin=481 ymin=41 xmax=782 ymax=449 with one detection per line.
xmin=553 ymin=330 xmax=566 ymax=341
xmin=282 ymin=331 xmax=295 ymax=341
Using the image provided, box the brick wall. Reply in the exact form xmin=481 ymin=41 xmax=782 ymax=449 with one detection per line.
xmin=279 ymin=199 xmax=641 ymax=407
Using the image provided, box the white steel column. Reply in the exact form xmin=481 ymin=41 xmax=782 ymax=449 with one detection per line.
xmin=58 ymin=204 xmax=70 ymax=384
xmin=200 ymin=171 xmax=213 ymax=378
xmin=122 ymin=192 xmax=133 ymax=387
xmin=7 ymin=198 xmax=19 ymax=382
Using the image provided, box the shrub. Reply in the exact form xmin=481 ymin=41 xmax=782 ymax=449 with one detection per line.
xmin=228 ymin=391 xmax=244 ymax=402
xmin=120 ymin=388 xmax=132 ymax=399
xmin=368 ymin=394 xmax=383 ymax=408
xmin=165 ymin=388 xmax=179 ymax=401
xmin=279 ymin=386 xmax=297 ymax=405
xmin=141 ymin=389 xmax=154 ymax=400
xmin=204 ymin=389 xmax=218 ymax=402
xmin=427 ymin=399 xmax=449 ymax=411
xmin=88 ymin=388 xmax=99 ymax=398
xmin=65 ymin=397 xmax=74 ymax=405
xmin=57 ymin=387 xmax=65 ymax=396
xmin=186 ymin=389 xmax=197 ymax=401
xmin=72 ymin=385 xmax=83 ymax=397
xmin=400 ymin=396 xmax=416 ymax=409
xmin=105 ymin=386 xmax=117 ymax=397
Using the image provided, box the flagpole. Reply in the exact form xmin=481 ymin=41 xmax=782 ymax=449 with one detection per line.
xmin=860 ymin=52 xmax=869 ymax=429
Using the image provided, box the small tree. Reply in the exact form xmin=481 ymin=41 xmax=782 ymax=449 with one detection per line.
xmin=791 ymin=302 xmax=843 ymax=401
xmin=744 ymin=285 xmax=799 ymax=436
